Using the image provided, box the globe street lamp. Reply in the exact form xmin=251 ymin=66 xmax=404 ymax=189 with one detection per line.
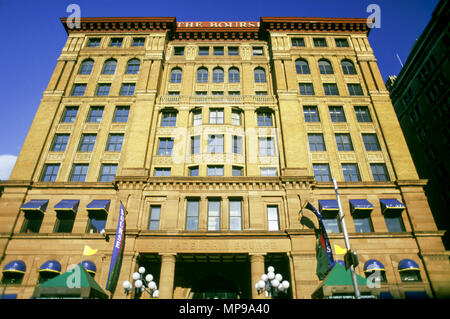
xmin=255 ymin=266 xmax=290 ymax=298
xmin=122 ymin=266 xmax=159 ymax=298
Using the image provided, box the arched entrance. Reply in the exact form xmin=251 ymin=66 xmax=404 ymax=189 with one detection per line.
xmin=191 ymin=275 xmax=240 ymax=299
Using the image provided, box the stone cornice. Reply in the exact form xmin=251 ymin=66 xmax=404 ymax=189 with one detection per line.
xmin=260 ymin=17 xmax=372 ymax=35
xmin=60 ymin=17 xmax=176 ymax=34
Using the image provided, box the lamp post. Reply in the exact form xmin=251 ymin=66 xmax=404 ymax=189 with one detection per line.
xmin=122 ymin=266 xmax=159 ymax=298
xmin=255 ymin=266 xmax=290 ymax=298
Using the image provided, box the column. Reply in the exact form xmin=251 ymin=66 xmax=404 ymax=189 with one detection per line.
xmin=250 ymin=253 xmax=266 ymax=299
xmin=158 ymin=253 xmax=176 ymax=299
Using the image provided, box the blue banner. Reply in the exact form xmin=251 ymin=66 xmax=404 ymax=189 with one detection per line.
xmin=305 ymin=202 xmax=335 ymax=267
xmin=106 ymin=201 xmax=126 ymax=293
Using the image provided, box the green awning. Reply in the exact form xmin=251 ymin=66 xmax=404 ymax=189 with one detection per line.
xmin=32 ymin=265 xmax=108 ymax=299
xmin=322 ymin=263 xmax=367 ymax=286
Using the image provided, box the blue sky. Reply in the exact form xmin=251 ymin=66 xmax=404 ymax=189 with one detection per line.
xmin=0 ymin=0 xmax=439 ymax=179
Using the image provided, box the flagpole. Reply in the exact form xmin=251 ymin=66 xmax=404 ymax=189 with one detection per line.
xmin=333 ymin=178 xmax=361 ymax=299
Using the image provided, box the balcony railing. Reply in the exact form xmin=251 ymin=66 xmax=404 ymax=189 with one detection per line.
xmin=158 ymin=95 xmax=277 ymax=105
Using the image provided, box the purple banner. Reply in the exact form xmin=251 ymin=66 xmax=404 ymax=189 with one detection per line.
xmin=106 ymin=201 xmax=126 ymax=292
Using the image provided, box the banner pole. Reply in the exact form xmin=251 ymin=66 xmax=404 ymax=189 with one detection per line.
xmin=333 ymin=178 xmax=361 ymax=299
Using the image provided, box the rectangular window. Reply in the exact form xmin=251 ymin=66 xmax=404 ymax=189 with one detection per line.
xmin=99 ymin=164 xmax=117 ymax=182
xmin=229 ymin=199 xmax=242 ymax=230
xmin=154 ymin=168 xmax=171 ymax=177
xmin=199 ymin=46 xmax=209 ymax=55
xmin=371 ymin=163 xmax=390 ymax=181
xmin=120 ymin=83 xmax=135 ymax=96
xmin=313 ymin=38 xmax=327 ymax=47
xmin=232 ymin=166 xmax=243 ymax=176
xmin=54 ymin=212 xmax=75 ymax=233
xmin=291 ymin=37 xmax=305 ymax=47
xmin=348 ymin=83 xmax=364 ymax=96
xmin=308 ymin=134 xmax=326 ymax=151
xmin=40 ymin=164 xmax=60 ymax=182
xmin=113 ymin=106 xmax=130 ymax=123
xmin=208 ymin=135 xmax=224 ymax=153
xmin=191 ymin=136 xmax=200 ymax=154
xmin=362 ymin=134 xmax=381 ymax=151
xmin=260 ymin=167 xmax=277 ymax=176
xmin=354 ymin=106 xmax=372 ymax=122
xmin=313 ymin=164 xmax=331 ymax=182
xmin=329 ymin=106 xmax=346 ymax=122
xmin=96 ymin=84 xmax=111 ymax=96
xmin=259 ymin=137 xmax=275 ymax=156
xmin=106 ymin=134 xmax=124 ymax=152
xmin=87 ymin=213 xmax=107 ymax=234
xmin=158 ymin=138 xmax=174 ymax=156
xmin=71 ymin=84 xmax=86 ymax=96
xmin=186 ymin=199 xmax=199 ymax=231
xmin=78 ymin=134 xmax=96 ymax=152
xmin=323 ymin=83 xmax=339 ymax=96
xmin=168 ymin=91 xmax=180 ymax=96
xmin=87 ymin=38 xmax=101 ymax=47
xmin=323 ymin=215 xmax=341 ymax=233
xmin=303 ymin=106 xmax=320 ymax=122
xmin=299 ymin=83 xmax=315 ymax=95
xmin=257 ymin=111 xmax=273 ymax=126
xmin=50 ymin=134 xmax=70 ymax=152
xmin=384 ymin=213 xmax=405 ymax=232
xmin=214 ymin=46 xmax=224 ymax=55
xmin=229 ymin=91 xmax=241 ymax=95
xmin=255 ymin=91 xmax=268 ymax=95
xmin=228 ymin=46 xmax=239 ymax=56
xmin=209 ymin=108 xmax=224 ymax=124
xmin=232 ymin=135 xmax=242 ymax=154
xmin=132 ymin=38 xmax=145 ymax=47
xmin=161 ymin=112 xmax=177 ymax=127
xmin=110 ymin=38 xmax=123 ymax=47
xmin=61 ymin=106 xmax=78 ymax=123
xmin=267 ymin=206 xmax=280 ymax=231
xmin=207 ymin=165 xmax=224 ymax=176
xmin=212 ymin=91 xmax=224 ymax=96
xmin=87 ymin=106 xmax=104 ymax=122
xmin=342 ymin=163 xmax=361 ymax=182
xmin=353 ymin=213 xmax=373 ymax=233
xmin=70 ymin=164 xmax=89 ymax=182
xmin=335 ymin=133 xmax=354 ymax=151
xmin=335 ymin=38 xmax=349 ymax=47
xmin=148 ymin=206 xmax=161 ymax=230
xmin=174 ymin=47 xmax=184 ymax=56
xmin=189 ymin=166 xmax=199 ymax=176
xmin=252 ymin=46 xmax=264 ymax=56
xmin=207 ymin=199 xmax=221 ymax=231
xmin=232 ymin=110 xmax=241 ymax=125
xmin=193 ymin=110 xmax=202 ymax=126
xmin=21 ymin=212 xmax=44 ymax=233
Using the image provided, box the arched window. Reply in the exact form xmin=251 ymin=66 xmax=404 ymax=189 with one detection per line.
xmin=295 ymin=59 xmax=310 ymax=74
xmin=170 ymin=67 xmax=182 ymax=83
xmin=363 ymin=259 xmax=387 ymax=283
xmin=1 ymin=260 xmax=26 ymax=285
xmin=213 ymin=67 xmax=224 ymax=83
xmin=79 ymin=59 xmax=94 ymax=75
xmin=254 ymin=67 xmax=266 ymax=83
xmin=318 ymin=59 xmax=333 ymax=74
xmin=126 ymin=58 xmax=140 ymax=74
xmin=197 ymin=67 xmax=208 ymax=83
xmin=398 ymin=259 xmax=422 ymax=282
xmin=102 ymin=59 xmax=117 ymax=75
xmin=228 ymin=67 xmax=240 ymax=83
xmin=341 ymin=60 xmax=357 ymax=75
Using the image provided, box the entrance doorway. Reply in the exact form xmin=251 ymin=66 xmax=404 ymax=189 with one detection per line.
xmin=174 ymin=254 xmax=251 ymax=299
